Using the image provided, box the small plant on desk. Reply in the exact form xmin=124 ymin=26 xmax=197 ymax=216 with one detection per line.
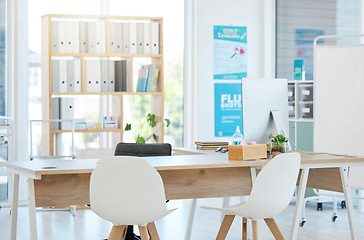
xmin=124 ymin=113 xmax=171 ymax=143
xmin=271 ymin=134 xmax=288 ymax=157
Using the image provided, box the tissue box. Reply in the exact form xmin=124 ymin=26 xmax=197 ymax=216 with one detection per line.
xmin=228 ymin=144 xmax=267 ymax=160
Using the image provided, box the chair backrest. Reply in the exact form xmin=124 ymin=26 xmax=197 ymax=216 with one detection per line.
xmin=114 ymin=142 xmax=172 ymax=157
xmin=90 ymin=156 xmax=169 ymax=225
xmin=246 ymin=152 xmax=301 ymax=218
xmin=349 ymin=166 xmax=364 ymax=190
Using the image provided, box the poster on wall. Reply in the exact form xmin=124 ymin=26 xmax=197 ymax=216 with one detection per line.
xmin=213 ymin=25 xmax=247 ymax=80
xmin=214 ymin=83 xmax=242 ymax=137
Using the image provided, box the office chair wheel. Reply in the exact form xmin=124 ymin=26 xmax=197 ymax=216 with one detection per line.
xmin=341 ymin=201 xmax=346 ymax=209
xmin=317 ymin=202 xmax=323 ymax=211
xmin=332 ymin=214 xmax=338 ymax=222
xmin=299 ymin=219 xmax=306 ymax=227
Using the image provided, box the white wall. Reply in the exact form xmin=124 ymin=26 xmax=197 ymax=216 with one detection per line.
xmin=184 ymin=0 xmax=275 ymax=146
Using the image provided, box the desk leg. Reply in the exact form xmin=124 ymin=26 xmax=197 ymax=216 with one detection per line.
xmin=10 ymin=174 xmax=19 ymax=240
xmin=28 ymin=178 xmax=38 ymax=240
xmin=340 ymin=167 xmax=358 ymax=240
xmin=184 ymin=199 xmax=197 ymax=240
xmin=290 ymin=168 xmax=309 ymax=240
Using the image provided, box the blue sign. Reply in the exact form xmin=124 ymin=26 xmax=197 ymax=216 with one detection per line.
xmin=214 ymin=83 xmax=243 ymax=137
xmin=213 ymin=26 xmax=247 ymax=80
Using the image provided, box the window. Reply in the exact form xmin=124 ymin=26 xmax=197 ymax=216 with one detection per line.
xmin=276 ymin=0 xmax=360 ymax=80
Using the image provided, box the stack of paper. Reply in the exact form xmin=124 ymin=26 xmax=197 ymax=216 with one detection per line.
xmin=195 ymin=141 xmax=229 ymax=150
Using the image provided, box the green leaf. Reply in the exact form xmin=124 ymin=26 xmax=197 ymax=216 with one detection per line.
xmin=152 ymin=134 xmax=159 ymax=143
xmin=147 ymin=113 xmax=157 ymax=128
xmin=165 ymin=119 xmax=171 ymax=127
xmin=136 ymin=136 xmax=146 ymax=143
xmin=124 ymin=123 xmax=131 ymax=131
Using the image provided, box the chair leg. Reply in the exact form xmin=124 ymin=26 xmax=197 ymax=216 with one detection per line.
xmin=138 ymin=225 xmax=149 ymax=240
xmin=264 ymin=218 xmax=284 ymax=240
xmin=108 ymin=225 xmax=127 ymax=240
xmin=147 ymin=222 xmax=160 ymax=240
xmin=216 ymin=215 xmax=235 ymax=240
xmin=242 ymin=217 xmax=247 ymax=240
xmin=252 ymin=220 xmax=258 ymax=240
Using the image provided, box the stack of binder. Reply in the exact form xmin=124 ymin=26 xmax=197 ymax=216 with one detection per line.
xmin=136 ymin=64 xmax=159 ymax=92
xmin=195 ymin=141 xmax=229 ymax=150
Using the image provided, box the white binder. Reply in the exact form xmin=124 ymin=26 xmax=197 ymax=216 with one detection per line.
xmin=67 ymin=60 xmax=75 ymax=92
xmin=130 ymin=22 xmax=137 ymax=54
xmin=143 ymin=23 xmax=151 ymax=54
xmin=59 ymin=60 xmax=67 ymax=92
xmin=65 ymin=21 xmax=74 ymax=53
xmin=72 ymin=21 xmax=80 ymax=53
xmin=74 ymin=59 xmax=81 ymax=92
xmin=151 ymin=22 xmax=159 ymax=54
xmin=88 ymin=22 xmax=96 ymax=53
xmin=115 ymin=22 xmax=123 ymax=54
xmin=137 ymin=23 xmax=144 ymax=54
xmin=109 ymin=22 xmax=117 ymax=53
xmin=52 ymin=60 xmax=60 ymax=92
xmin=51 ymin=98 xmax=60 ymax=130
xmin=85 ymin=60 xmax=94 ymax=92
xmin=51 ymin=21 xmax=59 ymax=53
xmin=58 ymin=21 xmax=67 ymax=53
xmin=93 ymin=59 xmax=101 ymax=92
xmin=108 ymin=60 xmax=115 ymax=92
xmin=60 ymin=97 xmax=74 ymax=130
xmin=122 ymin=23 xmax=130 ymax=54
xmin=101 ymin=60 xmax=109 ymax=92
xmin=96 ymin=20 xmax=106 ymax=54
xmin=79 ymin=21 xmax=88 ymax=53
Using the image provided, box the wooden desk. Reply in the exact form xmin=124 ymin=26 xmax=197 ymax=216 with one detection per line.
xmin=1 ymin=151 xmax=364 ymax=240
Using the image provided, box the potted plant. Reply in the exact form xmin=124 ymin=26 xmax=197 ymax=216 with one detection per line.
xmin=270 ymin=134 xmax=288 ymax=157
xmin=124 ymin=113 xmax=170 ymax=143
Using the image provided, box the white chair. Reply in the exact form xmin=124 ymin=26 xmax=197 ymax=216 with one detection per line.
xmin=90 ymin=156 xmax=174 ymax=240
xmin=202 ymin=152 xmax=301 ymax=239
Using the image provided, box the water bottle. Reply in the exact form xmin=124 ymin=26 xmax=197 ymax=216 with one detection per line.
xmin=232 ymin=126 xmax=244 ymax=145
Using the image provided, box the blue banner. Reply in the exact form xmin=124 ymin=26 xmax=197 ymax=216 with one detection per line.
xmin=214 ymin=83 xmax=243 ymax=137
xmin=213 ymin=25 xmax=247 ymax=80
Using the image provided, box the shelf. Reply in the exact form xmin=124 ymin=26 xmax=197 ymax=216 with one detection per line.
xmin=51 ymin=53 xmax=163 ymax=58
xmin=288 ymin=80 xmax=314 ymax=84
xmin=51 ymin=91 xmax=163 ymax=96
xmin=52 ymin=128 xmax=123 ymax=134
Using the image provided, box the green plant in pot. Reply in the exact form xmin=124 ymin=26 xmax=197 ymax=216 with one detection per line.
xmin=271 ymin=134 xmax=288 ymax=157
xmin=123 ymin=113 xmax=170 ymax=143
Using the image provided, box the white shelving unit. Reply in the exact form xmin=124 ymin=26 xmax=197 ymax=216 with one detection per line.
xmin=288 ymin=80 xmax=314 ymax=151
xmin=0 ymin=117 xmax=13 ymax=205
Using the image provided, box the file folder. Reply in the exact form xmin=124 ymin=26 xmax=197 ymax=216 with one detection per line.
xmin=143 ymin=23 xmax=151 ymax=54
xmin=115 ymin=22 xmax=123 ymax=54
xmin=144 ymin=64 xmax=154 ymax=92
xmin=51 ymin=21 xmax=59 ymax=53
xmin=51 ymin=98 xmax=60 ymax=130
xmin=108 ymin=60 xmax=115 ymax=92
xmin=52 ymin=60 xmax=60 ymax=92
xmin=151 ymin=22 xmax=159 ymax=54
xmin=85 ymin=60 xmax=94 ymax=92
xmin=59 ymin=60 xmax=67 ymax=92
xmin=101 ymin=60 xmax=109 ymax=92
xmin=88 ymin=22 xmax=97 ymax=53
xmin=72 ymin=21 xmax=80 ymax=53
xmin=60 ymin=97 xmax=74 ymax=130
xmin=58 ymin=21 xmax=67 ymax=53
xmin=137 ymin=23 xmax=144 ymax=54
xmin=130 ymin=22 xmax=137 ymax=54
xmin=67 ymin=60 xmax=75 ymax=92
xmin=93 ymin=59 xmax=102 ymax=92
xmin=122 ymin=23 xmax=130 ymax=54
xmin=65 ymin=21 xmax=74 ymax=53
xmin=79 ymin=21 xmax=88 ymax=53
xmin=136 ymin=67 xmax=148 ymax=92
xmin=96 ymin=20 xmax=105 ymax=53
xmin=109 ymin=22 xmax=117 ymax=53
xmin=115 ymin=60 xmax=127 ymax=91
xmin=74 ymin=59 xmax=81 ymax=92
